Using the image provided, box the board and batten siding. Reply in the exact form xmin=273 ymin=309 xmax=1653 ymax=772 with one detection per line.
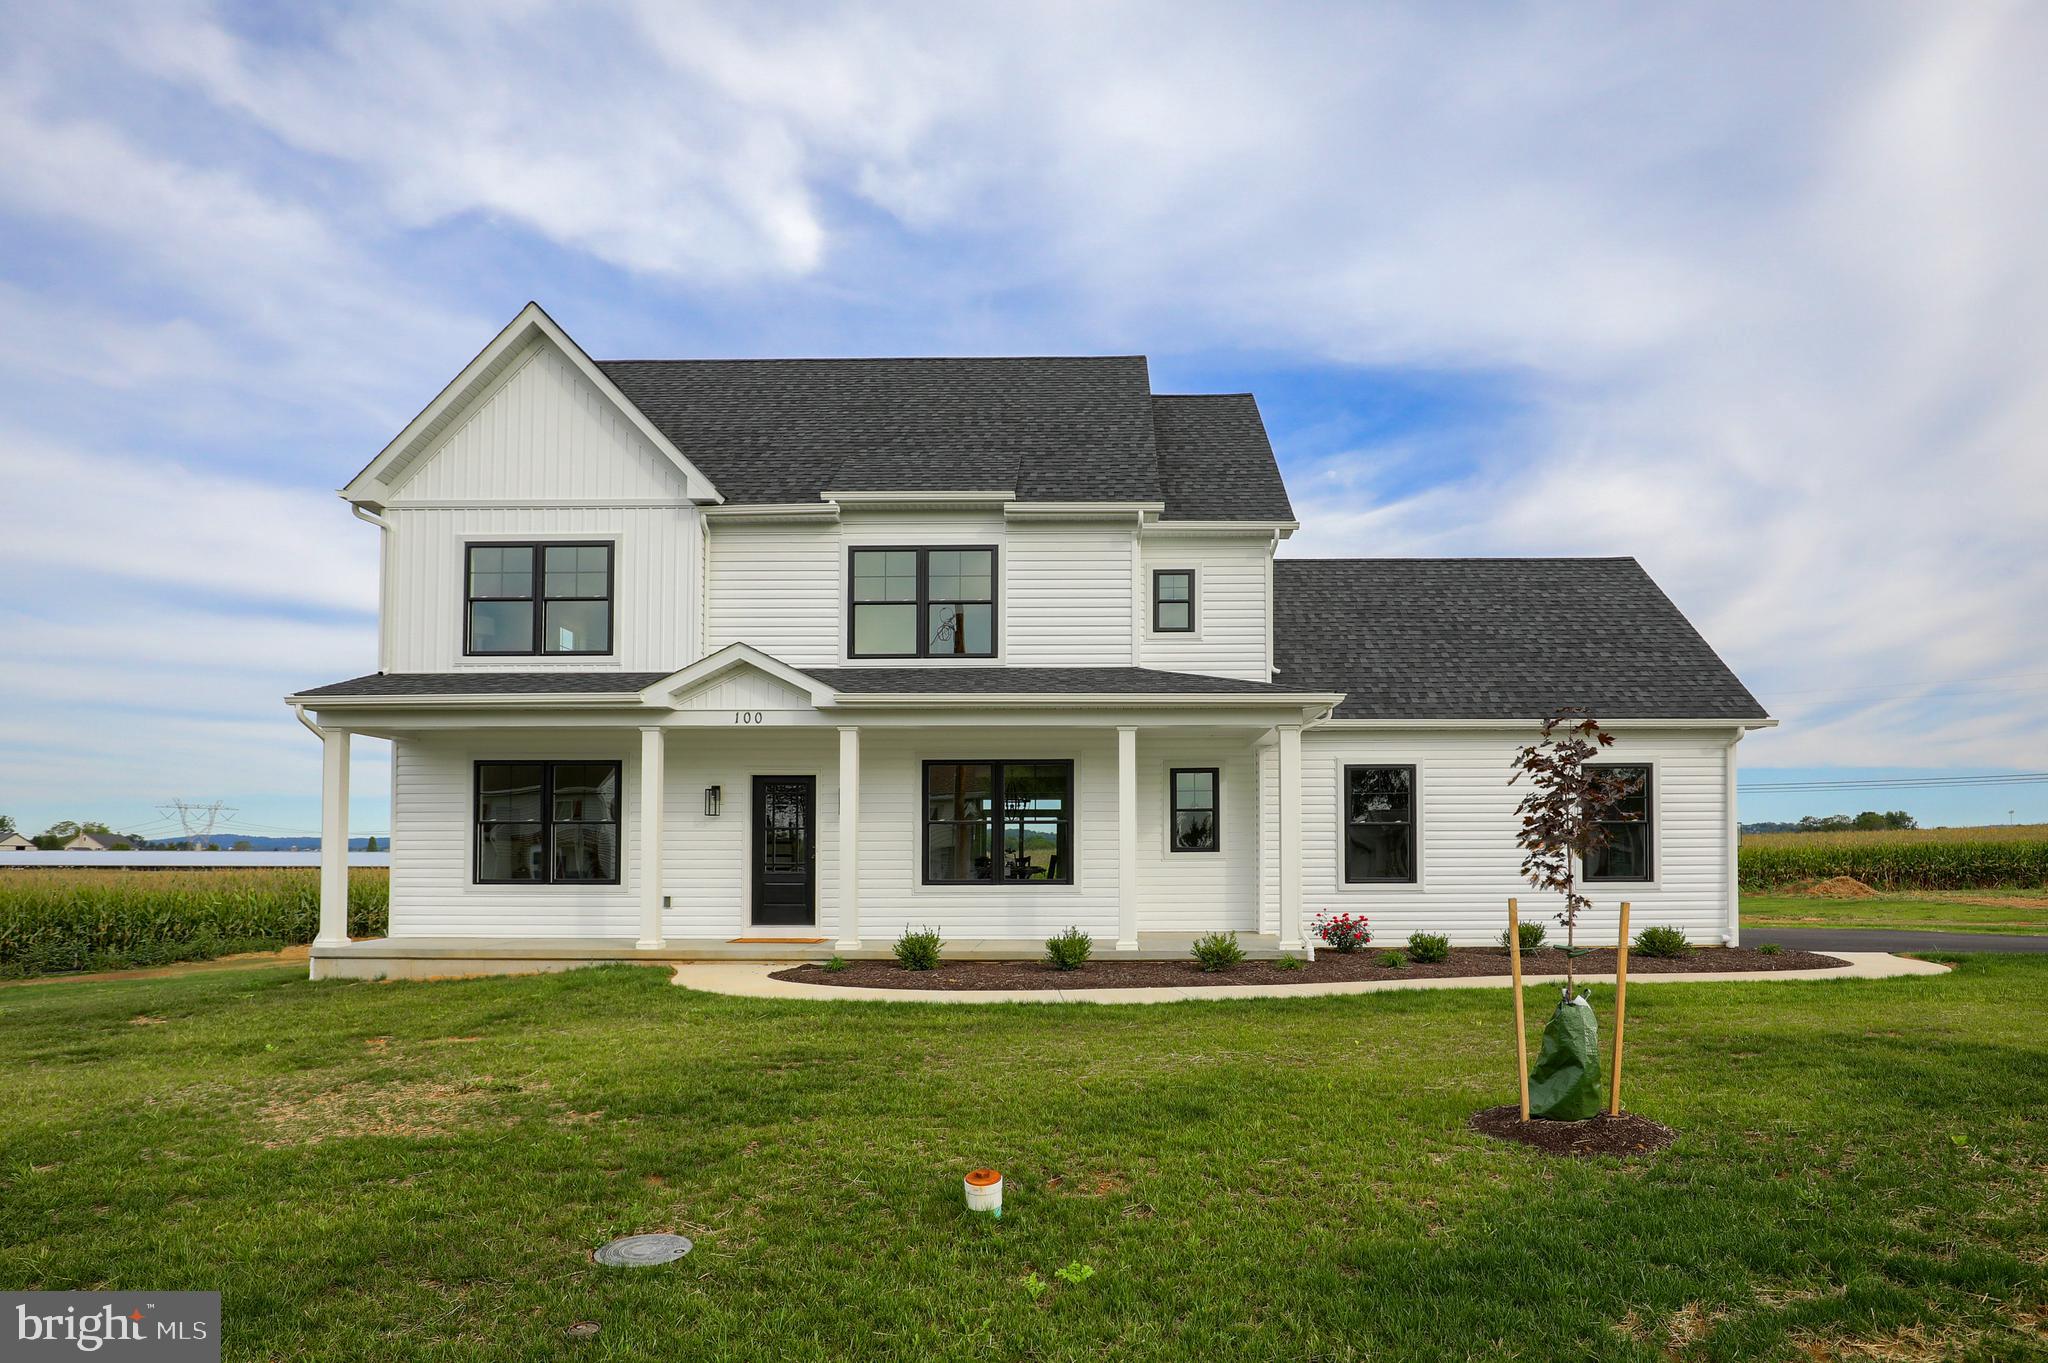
xmin=1298 ymin=728 xmax=1736 ymax=946
xmin=382 ymin=505 xmax=700 ymax=673
xmin=1137 ymin=535 xmax=1274 ymax=681
xmin=387 ymin=338 xmax=695 ymax=503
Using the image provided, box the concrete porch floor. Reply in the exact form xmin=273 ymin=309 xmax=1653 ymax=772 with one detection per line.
xmin=309 ymin=932 xmax=1283 ymax=980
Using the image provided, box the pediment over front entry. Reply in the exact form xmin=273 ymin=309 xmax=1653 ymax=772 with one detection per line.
xmin=637 ymin=644 xmax=834 ymax=712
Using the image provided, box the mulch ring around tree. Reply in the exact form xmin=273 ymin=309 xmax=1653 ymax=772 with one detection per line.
xmin=1468 ymin=1104 xmax=1678 ymax=1158
xmin=770 ymin=945 xmax=1846 ymax=991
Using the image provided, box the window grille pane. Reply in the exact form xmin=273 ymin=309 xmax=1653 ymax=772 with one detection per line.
xmin=925 ymin=764 xmax=993 ymax=820
xmin=925 ymin=820 xmax=993 ymax=881
xmin=550 ymin=764 xmax=620 ymax=822
xmin=552 ymin=824 xmax=618 ymax=882
xmin=927 ymin=602 xmax=993 ymax=655
xmin=1172 ymin=810 xmax=1216 ymax=851
xmin=478 ymin=764 xmax=545 ymax=822
xmin=852 ymin=602 xmax=918 ymax=654
xmin=1157 ymin=572 xmax=1191 ymax=601
xmin=478 ymin=823 xmax=544 ymax=881
xmin=544 ymin=600 xmax=609 ymax=653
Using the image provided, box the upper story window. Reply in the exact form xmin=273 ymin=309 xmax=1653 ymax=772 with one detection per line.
xmin=1584 ymin=764 xmax=1652 ymax=881
xmin=849 ymin=547 xmax=997 ymax=658
xmin=1343 ymin=764 xmax=1416 ymax=883
xmin=1152 ymin=569 xmax=1195 ymax=632
xmin=466 ymin=542 xmax=612 ymax=656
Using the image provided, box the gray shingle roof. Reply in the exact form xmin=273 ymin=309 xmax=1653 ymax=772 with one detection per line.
xmin=803 ymin=667 xmax=1317 ymax=696
xmin=1273 ymin=558 xmax=1768 ymax=721
xmin=593 ymin=357 xmax=1292 ymax=519
xmin=1152 ymin=395 xmax=1295 ymax=521
xmin=293 ymin=666 xmax=1325 ymax=701
xmin=294 ymin=672 xmax=671 ymax=698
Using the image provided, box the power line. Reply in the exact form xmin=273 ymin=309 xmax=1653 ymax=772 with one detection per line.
xmin=1741 ymin=772 xmax=2048 ymax=793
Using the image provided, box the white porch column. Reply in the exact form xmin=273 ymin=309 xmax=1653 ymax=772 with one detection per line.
xmin=837 ymin=725 xmax=862 ymax=952
xmin=636 ymin=726 xmax=666 ymax=951
xmin=1117 ymin=725 xmax=1139 ymax=952
xmin=315 ymin=727 xmax=351 ymax=949
xmin=1278 ymin=723 xmax=1304 ymax=951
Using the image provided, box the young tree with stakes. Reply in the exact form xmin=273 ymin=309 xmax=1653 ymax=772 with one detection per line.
xmin=1509 ymin=708 xmax=1641 ymax=998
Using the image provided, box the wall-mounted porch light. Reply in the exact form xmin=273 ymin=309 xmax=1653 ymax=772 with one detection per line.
xmin=704 ymin=785 xmax=723 ymax=817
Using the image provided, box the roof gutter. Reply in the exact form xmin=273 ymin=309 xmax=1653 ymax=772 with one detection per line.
xmin=285 ymin=691 xmax=656 ymax=709
xmin=1314 ymin=716 xmax=1778 ymax=730
xmin=827 ymin=691 xmax=1346 ymax=710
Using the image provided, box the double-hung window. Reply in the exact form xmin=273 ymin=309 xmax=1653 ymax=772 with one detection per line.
xmin=849 ymin=547 xmax=996 ymax=657
xmin=923 ymin=760 xmax=1072 ymax=884
xmin=1584 ymin=764 xmax=1652 ymax=881
xmin=1169 ymin=767 xmax=1219 ymax=852
xmin=1343 ymin=765 xmax=1416 ymax=883
xmin=474 ymin=761 xmax=622 ymax=884
xmin=1152 ymin=570 xmax=1195 ymax=632
xmin=466 ymin=542 xmax=612 ymax=655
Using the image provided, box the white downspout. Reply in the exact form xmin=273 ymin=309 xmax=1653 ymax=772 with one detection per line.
xmin=1724 ymin=730 xmax=1744 ymax=946
xmin=350 ymin=502 xmax=392 ymax=673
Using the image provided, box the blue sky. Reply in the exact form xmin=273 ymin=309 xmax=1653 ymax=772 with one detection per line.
xmin=2 ymin=1 xmax=2044 ymax=843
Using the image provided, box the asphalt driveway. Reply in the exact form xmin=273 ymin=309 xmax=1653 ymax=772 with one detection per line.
xmin=1744 ymin=926 xmax=2048 ymax=954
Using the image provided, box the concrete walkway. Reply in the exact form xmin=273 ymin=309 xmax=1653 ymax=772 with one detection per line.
xmin=671 ymin=952 xmax=1949 ymax=1005
xmin=1745 ymin=926 xmax=2048 ymax=954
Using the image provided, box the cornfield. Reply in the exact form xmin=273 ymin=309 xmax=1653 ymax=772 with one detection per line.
xmin=1739 ymin=825 xmax=2048 ymax=891
xmin=0 ymin=868 xmax=388 ymax=978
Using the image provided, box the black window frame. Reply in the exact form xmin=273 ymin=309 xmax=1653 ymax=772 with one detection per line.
xmin=847 ymin=545 xmax=999 ymax=659
xmin=1583 ymin=763 xmax=1654 ymax=883
xmin=1168 ymin=766 xmax=1220 ymax=853
xmin=1342 ymin=763 xmax=1418 ymax=884
xmin=464 ymin=540 xmax=615 ymax=657
xmin=920 ymin=758 xmax=1074 ymax=886
xmin=473 ymin=759 xmax=624 ymax=886
xmin=1152 ymin=568 xmax=1196 ymax=633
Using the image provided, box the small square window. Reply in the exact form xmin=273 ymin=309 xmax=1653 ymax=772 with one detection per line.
xmin=1153 ymin=570 xmax=1194 ymax=632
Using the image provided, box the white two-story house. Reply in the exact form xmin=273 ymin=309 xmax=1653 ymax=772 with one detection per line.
xmin=288 ymin=303 xmax=1773 ymax=979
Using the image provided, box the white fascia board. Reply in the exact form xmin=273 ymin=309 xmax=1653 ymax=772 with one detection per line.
xmin=1146 ymin=517 xmax=1302 ymax=532
xmin=1312 ymin=716 xmax=1778 ymax=730
xmin=1004 ymin=501 xmax=1161 ymax=521
xmin=285 ymin=690 xmax=650 ymax=709
xmin=703 ymin=502 xmax=842 ymax=523
xmin=826 ymin=489 xmax=1015 ymax=505
xmin=637 ymin=642 xmax=836 ymax=708
xmin=340 ymin=301 xmax=723 ymax=508
xmin=827 ymin=691 xmax=1345 ymax=711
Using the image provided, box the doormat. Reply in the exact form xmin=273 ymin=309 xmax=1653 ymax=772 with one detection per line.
xmin=729 ymin=936 xmax=830 ymax=944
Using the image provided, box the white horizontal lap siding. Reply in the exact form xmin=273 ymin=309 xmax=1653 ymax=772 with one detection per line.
xmin=660 ymin=729 xmax=841 ymax=940
xmin=392 ymin=340 xmax=692 ymax=502
xmin=1005 ymin=523 xmax=1136 ymax=665
xmin=383 ymin=505 xmax=698 ymax=672
xmin=1300 ymin=729 xmax=1733 ymax=947
xmin=705 ymin=522 xmax=841 ymax=665
xmin=857 ymin=728 xmax=1120 ymax=943
xmin=1138 ymin=537 xmax=1272 ymax=681
xmin=1135 ymin=736 xmax=1259 ymax=933
xmin=388 ymin=734 xmax=641 ymax=938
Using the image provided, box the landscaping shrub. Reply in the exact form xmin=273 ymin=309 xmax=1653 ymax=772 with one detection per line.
xmin=1497 ymin=921 xmax=1548 ymax=952
xmin=1375 ymin=950 xmax=1405 ymax=968
xmin=0 ymin=868 xmax=389 ymax=979
xmin=1755 ymin=941 xmax=1783 ymax=956
xmin=1273 ymin=953 xmax=1304 ymax=971
xmin=1739 ymin=827 xmax=2048 ymax=891
xmin=1406 ymin=931 xmax=1451 ymax=963
xmin=893 ymin=926 xmax=944 ymax=971
xmin=821 ymin=955 xmax=850 ymax=972
xmin=1314 ymin=911 xmax=1371 ymax=953
xmin=1043 ymin=926 xmax=1092 ymax=971
xmin=1190 ymin=932 xmax=1244 ymax=972
xmin=1632 ymin=925 xmax=1691 ymax=958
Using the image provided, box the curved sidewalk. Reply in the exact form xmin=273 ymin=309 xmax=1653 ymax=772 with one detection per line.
xmin=671 ymin=952 xmax=1948 ymax=1006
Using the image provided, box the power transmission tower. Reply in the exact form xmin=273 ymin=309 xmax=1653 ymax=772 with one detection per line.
xmin=157 ymin=799 xmax=236 ymax=851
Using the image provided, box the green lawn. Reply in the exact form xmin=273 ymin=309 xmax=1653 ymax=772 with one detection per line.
xmin=3 ymin=961 xmax=2044 ymax=1361
xmin=1745 ymin=889 xmax=2048 ymax=936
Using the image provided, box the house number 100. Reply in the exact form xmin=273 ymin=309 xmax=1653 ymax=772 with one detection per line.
xmin=733 ymin=710 xmax=764 ymax=724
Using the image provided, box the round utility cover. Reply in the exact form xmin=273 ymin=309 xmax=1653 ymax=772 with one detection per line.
xmin=593 ymin=1233 xmax=693 ymax=1267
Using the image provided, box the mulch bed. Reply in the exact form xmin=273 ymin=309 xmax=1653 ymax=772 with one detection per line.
xmin=770 ymin=945 xmax=1846 ymax=991
xmin=1468 ymin=1104 xmax=1677 ymax=1158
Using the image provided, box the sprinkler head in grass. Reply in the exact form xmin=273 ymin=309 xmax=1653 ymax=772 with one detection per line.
xmin=593 ymin=1233 xmax=692 ymax=1267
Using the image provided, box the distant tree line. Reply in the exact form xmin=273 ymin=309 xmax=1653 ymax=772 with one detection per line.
xmin=1740 ymin=810 xmax=1919 ymax=834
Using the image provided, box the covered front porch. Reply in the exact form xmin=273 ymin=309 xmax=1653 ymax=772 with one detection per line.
xmin=291 ymin=646 xmax=1340 ymax=979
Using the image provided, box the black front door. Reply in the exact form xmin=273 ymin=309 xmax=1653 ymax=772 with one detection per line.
xmin=752 ymin=776 xmax=816 ymax=926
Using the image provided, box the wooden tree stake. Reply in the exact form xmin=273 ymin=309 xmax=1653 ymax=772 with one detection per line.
xmin=1609 ymin=900 xmax=1632 ymax=1117
xmin=1509 ymin=897 xmax=1529 ymax=1121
